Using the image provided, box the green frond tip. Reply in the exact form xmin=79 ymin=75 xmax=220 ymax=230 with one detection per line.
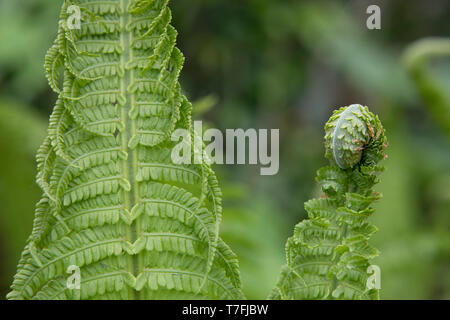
xmin=324 ymin=104 xmax=388 ymax=169
xmin=270 ymin=105 xmax=388 ymax=300
xmin=8 ymin=0 xmax=243 ymax=300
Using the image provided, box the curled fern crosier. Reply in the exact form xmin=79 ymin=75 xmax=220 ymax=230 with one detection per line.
xmin=8 ymin=0 xmax=243 ymax=300
xmin=270 ymin=104 xmax=388 ymax=300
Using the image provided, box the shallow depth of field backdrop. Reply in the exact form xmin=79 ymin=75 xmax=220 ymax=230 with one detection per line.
xmin=0 ymin=0 xmax=449 ymax=299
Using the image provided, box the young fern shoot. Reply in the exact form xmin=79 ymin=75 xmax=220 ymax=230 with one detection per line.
xmin=8 ymin=0 xmax=244 ymax=300
xmin=270 ymin=104 xmax=388 ymax=300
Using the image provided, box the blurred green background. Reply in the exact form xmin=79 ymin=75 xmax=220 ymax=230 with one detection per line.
xmin=0 ymin=0 xmax=449 ymax=299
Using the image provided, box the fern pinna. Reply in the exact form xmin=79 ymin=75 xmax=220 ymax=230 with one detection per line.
xmin=8 ymin=0 xmax=243 ymax=300
xmin=270 ymin=104 xmax=388 ymax=300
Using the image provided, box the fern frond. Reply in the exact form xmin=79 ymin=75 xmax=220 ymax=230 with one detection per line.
xmin=8 ymin=0 xmax=243 ymax=300
xmin=270 ymin=104 xmax=388 ymax=300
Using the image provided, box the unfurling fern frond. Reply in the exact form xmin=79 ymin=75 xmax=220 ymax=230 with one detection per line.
xmin=270 ymin=104 xmax=388 ymax=300
xmin=8 ymin=0 xmax=244 ymax=300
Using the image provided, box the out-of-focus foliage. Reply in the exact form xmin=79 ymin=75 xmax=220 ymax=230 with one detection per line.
xmin=219 ymin=182 xmax=285 ymax=300
xmin=0 ymin=99 xmax=46 ymax=296
xmin=192 ymin=102 xmax=287 ymax=300
xmin=0 ymin=0 xmax=59 ymax=104
xmin=0 ymin=0 xmax=449 ymax=299
xmin=371 ymin=121 xmax=450 ymax=299
xmin=403 ymin=38 xmax=450 ymax=134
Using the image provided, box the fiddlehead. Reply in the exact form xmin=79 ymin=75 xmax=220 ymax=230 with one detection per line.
xmin=270 ymin=104 xmax=388 ymax=300
xmin=8 ymin=0 xmax=243 ymax=300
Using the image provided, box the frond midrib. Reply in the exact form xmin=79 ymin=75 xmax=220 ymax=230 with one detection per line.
xmin=119 ymin=0 xmax=141 ymax=300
